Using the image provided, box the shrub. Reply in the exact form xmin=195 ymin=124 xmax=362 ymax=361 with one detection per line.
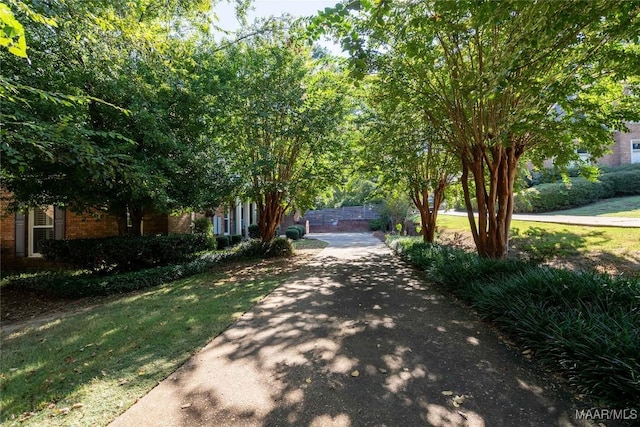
xmin=369 ymin=219 xmax=383 ymax=231
xmin=263 ymin=237 xmax=294 ymax=258
xmin=232 ymin=237 xmax=294 ymax=259
xmin=285 ymin=227 xmax=300 ymax=240
xmin=599 ymin=170 xmax=640 ymax=197
xmin=388 ymin=236 xmax=640 ymax=406
xmin=40 ymin=234 xmax=213 ymax=273
xmin=514 ymin=177 xmax=608 ymax=213
xmin=293 ymin=224 xmax=305 ymax=237
xmin=231 ymin=234 xmax=243 ymax=245
xmin=248 ymin=224 xmax=260 ymax=239
xmin=193 ymin=217 xmax=213 ymax=235
xmin=215 ymin=235 xmax=230 ymax=249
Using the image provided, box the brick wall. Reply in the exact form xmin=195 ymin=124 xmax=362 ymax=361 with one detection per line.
xmin=65 ymin=210 xmax=120 ymax=239
xmin=0 ymin=195 xmax=17 ymax=268
xmin=143 ymin=214 xmax=169 ymax=235
xmin=615 ymin=123 xmax=640 ymax=165
xmin=308 ymin=219 xmax=372 ymax=234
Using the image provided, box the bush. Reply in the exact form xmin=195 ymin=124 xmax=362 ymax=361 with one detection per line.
xmin=231 ymin=234 xmax=243 ymax=245
xmin=599 ymin=170 xmax=640 ymax=197
xmin=285 ymin=227 xmax=300 ymax=240
xmin=369 ymin=219 xmax=383 ymax=231
xmin=2 ymin=251 xmax=234 ymax=298
xmin=193 ymin=217 xmax=213 ymax=235
xmin=40 ymin=234 xmax=213 ymax=273
xmin=514 ymin=177 xmax=608 ymax=213
xmin=293 ymin=224 xmax=305 ymax=237
xmin=388 ymin=236 xmax=640 ymax=406
xmin=248 ymin=224 xmax=260 ymax=239
xmin=215 ymin=235 xmax=230 ymax=249
xmin=234 ymin=237 xmax=294 ymax=258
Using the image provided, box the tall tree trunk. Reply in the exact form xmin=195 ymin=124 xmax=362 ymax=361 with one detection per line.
xmin=461 ymin=145 xmax=521 ymax=258
xmin=257 ymin=191 xmax=286 ymax=242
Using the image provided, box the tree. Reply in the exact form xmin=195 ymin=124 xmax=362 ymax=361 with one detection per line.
xmin=217 ymin=23 xmax=351 ymax=241
xmin=317 ymin=0 xmax=640 ymax=257
xmin=361 ymin=74 xmax=457 ymax=243
xmin=1 ymin=0 xmax=237 ymax=233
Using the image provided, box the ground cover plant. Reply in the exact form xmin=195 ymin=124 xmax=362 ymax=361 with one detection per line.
xmin=388 ymin=236 xmax=640 ymax=406
xmin=0 ymin=238 xmax=324 ymax=426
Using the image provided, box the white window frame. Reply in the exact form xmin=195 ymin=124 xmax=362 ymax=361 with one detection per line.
xmin=631 ymin=139 xmax=640 ymax=164
xmin=28 ymin=206 xmax=54 ymax=257
xmin=223 ymin=207 xmax=230 ymax=235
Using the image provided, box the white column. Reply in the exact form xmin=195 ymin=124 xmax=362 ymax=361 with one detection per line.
xmin=235 ymin=198 xmax=242 ymax=235
xmin=252 ymin=203 xmax=258 ymax=225
xmin=244 ymin=200 xmax=251 ymax=238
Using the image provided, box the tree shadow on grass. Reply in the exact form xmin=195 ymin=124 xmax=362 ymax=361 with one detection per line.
xmin=113 ymin=234 xmax=604 ymax=427
xmin=510 ymin=226 xmax=639 ymax=276
xmin=0 ymin=265 xmax=290 ymax=426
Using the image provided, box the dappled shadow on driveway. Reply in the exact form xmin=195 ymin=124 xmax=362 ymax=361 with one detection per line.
xmin=111 ymin=233 xmax=591 ymax=427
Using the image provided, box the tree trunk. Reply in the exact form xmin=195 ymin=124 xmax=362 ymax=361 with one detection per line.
xmin=129 ymin=205 xmax=144 ymax=236
xmin=461 ymin=145 xmax=521 ymax=258
xmin=257 ymin=191 xmax=286 ymax=242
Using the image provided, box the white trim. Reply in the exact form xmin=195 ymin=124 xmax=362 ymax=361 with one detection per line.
xmin=631 ymin=139 xmax=640 ymax=164
xmin=28 ymin=206 xmax=54 ymax=257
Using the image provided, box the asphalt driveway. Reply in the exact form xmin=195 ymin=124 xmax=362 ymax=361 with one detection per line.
xmin=110 ymin=233 xmax=591 ymax=427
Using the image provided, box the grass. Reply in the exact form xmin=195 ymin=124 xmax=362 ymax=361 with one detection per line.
xmin=292 ymin=237 xmax=329 ymax=250
xmin=436 ymin=214 xmax=640 ymax=270
xmin=0 ymin=260 xmax=295 ymax=426
xmin=546 ymin=195 xmax=640 ymax=218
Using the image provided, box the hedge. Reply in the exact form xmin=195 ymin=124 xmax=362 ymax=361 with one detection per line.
xmin=514 ymin=170 xmax=640 ymax=213
xmin=2 ymin=238 xmax=294 ymax=299
xmin=40 ymin=234 xmax=214 ymax=274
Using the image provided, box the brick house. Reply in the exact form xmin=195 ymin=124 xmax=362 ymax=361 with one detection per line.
xmin=595 ymin=123 xmax=640 ymax=167
xmin=539 ymin=123 xmax=640 ymax=169
xmin=0 ymin=190 xmax=261 ymax=271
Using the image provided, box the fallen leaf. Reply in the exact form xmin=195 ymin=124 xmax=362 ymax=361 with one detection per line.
xmin=452 ymin=395 xmax=466 ymax=407
xmin=441 ymin=390 xmax=454 ymax=396
xmin=378 ymin=368 xmax=388 ymax=374
xmin=305 ymin=377 xmax=312 ymax=384
xmin=181 ymin=403 xmax=192 ymax=409
xmin=118 ymin=378 xmax=128 ymax=386
xmin=458 ymin=411 xmax=468 ymax=420
xmin=72 ymin=403 xmax=83 ymax=409
xmin=351 ymin=370 xmax=360 ymax=377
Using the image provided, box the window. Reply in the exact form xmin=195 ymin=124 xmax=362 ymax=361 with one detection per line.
xmin=576 ymin=148 xmax=590 ymax=162
xmin=223 ymin=207 xmax=230 ymax=235
xmin=632 ymin=140 xmax=640 ymax=164
xmin=28 ymin=206 xmax=54 ymax=256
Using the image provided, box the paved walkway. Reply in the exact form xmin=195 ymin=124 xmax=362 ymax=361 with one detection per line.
xmin=111 ymin=233 xmax=590 ymax=427
xmin=440 ymin=210 xmax=640 ymax=227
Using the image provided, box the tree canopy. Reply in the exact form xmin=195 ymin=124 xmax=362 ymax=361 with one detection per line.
xmin=1 ymin=0 xmax=238 ymax=233
xmin=216 ymin=22 xmax=352 ymax=240
xmin=316 ymin=0 xmax=640 ymax=257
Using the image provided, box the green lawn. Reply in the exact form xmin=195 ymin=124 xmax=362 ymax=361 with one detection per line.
xmin=546 ymin=195 xmax=640 ymax=218
xmin=0 ymin=260 xmax=294 ymax=426
xmin=436 ymin=214 xmax=640 ymax=273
